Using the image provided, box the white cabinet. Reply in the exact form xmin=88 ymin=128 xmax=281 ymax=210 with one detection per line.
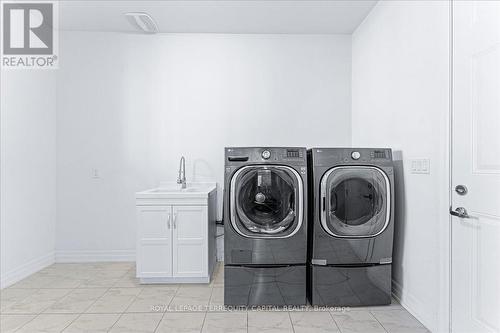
xmin=172 ymin=205 xmax=207 ymax=277
xmin=137 ymin=206 xmax=173 ymax=278
xmin=136 ymin=184 xmax=216 ymax=284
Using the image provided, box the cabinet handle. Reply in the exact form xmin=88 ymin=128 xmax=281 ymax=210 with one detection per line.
xmin=173 ymin=213 xmax=177 ymax=229
xmin=167 ymin=213 xmax=171 ymax=229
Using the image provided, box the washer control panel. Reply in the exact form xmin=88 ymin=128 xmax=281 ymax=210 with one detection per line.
xmin=226 ymin=147 xmax=306 ymax=164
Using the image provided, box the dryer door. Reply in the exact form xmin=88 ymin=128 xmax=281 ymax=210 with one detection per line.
xmin=230 ymin=165 xmax=303 ymax=239
xmin=320 ymin=166 xmax=390 ymax=238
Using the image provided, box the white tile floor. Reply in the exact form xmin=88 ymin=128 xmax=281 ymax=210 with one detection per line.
xmin=0 ymin=262 xmax=429 ymax=332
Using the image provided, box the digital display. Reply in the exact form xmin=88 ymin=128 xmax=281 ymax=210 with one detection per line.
xmin=372 ymin=150 xmax=387 ymax=159
xmin=286 ymin=149 xmax=301 ymax=158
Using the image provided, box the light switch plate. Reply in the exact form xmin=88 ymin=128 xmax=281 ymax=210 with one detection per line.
xmin=92 ymin=168 xmax=100 ymax=179
xmin=410 ymin=159 xmax=430 ymax=174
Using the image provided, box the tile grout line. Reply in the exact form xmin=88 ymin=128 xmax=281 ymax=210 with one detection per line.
xmin=57 ymin=285 xmax=115 ymax=331
xmin=107 ymin=312 xmax=125 ymax=332
xmin=327 ymin=310 xmax=342 ymax=333
xmin=199 ymin=269 xmax=219 ymax=332
xmin=369 ymin=310 xmax=390 ymax=333
xmin=153 ymin=283 xmax=181 ymax=333
xmin=389 ymin=308 xmax=429 ymax=330
xmin=78 ymin=286 xmax=113 ymax=315
xmin=59 ymin=313 xmax=81 ymax=333
xmin=121 ymin=286 xmax=145 ymax=313
xmin=54 ymin=275 xmax=91 ymax=330
xmin=2 ymin=305 xmax=419 ymax=314
xmin=287 ymin=310 xmax=296 ymax=333
xmin=105 ymin=313 xmax=122 ymax=332
xmin=201 ymin=281 xmax=217 ymax=331
xmin=207 ymin=279 xmax=217 ymax=313
xmin=200 ymin=309 xmax=208 ymax=333
xmin=110 ymin=268 xmax=135 ymax=289
xmin=104 ymin=278 xmax=138 ymax=333
xmin=12 ymin=313 xmax=38 ymax=332
xmin=372 ymin=309 xmax=429 ymax=332
xmin=46 ymin=287 xmax=109 ymax=313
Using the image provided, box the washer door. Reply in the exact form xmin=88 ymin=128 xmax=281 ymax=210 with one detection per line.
xmin=320 ymin=166 xmax=390 ymax=238
xmin=230 ymin=165 xmax=303 ymax=239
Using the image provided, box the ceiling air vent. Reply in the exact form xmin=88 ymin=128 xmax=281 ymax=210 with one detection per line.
xmin=125 ymin=12 xmax=158 ymax=34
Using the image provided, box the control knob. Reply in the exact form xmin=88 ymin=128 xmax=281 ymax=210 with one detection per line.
xmin=351 ymin=151 xmax=361 ymax=160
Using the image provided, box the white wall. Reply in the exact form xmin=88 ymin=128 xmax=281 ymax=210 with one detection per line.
xmin=56 ymin=32 xmax=352 ymax=261
xmin=351 ymin=1 xmax=449 ymax=332
xmin=0 ymin=70 xmax=57 ymax=288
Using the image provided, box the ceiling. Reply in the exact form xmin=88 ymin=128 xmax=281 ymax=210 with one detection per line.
xmin=59 ymin=0 xmax=377 ymax=34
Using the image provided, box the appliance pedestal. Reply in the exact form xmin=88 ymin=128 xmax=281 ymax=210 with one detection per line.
xmin=309 ymin=264 xmax=391 ymax=307
xmin=224 ymin=265 xmax=306 ymax=307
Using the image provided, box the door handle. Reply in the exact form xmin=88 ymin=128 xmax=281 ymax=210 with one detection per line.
xmin=167 ymin=213 xmax=171 ymax=229
xmin=173 ymin=213 xmax=177 ymax=228
xmin=450 ymin=206 xmax=470 ymax=218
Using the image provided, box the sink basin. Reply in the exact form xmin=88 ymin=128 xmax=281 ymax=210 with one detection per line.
xmin=149 ymin=187 xmax=199 ymax=193
xmin=136 ymin=182 xmax=216 ymax=199
xmin=181 ymin=187 xmax=200 ymax=192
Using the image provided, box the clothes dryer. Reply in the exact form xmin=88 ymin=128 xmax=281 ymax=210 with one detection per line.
xmin=307 ymin=148 xmax=394 ymax=306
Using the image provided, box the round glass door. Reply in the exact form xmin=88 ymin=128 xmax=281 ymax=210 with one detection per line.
xmin=320 ymin=166 xmax=390 ymax=238
xmin=230 ymin=165 xmax=303 ymax=238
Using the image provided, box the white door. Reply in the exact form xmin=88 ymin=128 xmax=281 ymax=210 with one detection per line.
xmin=452 ymin=1 xmax=500 ymax=332
xmin=137 ymin=206 xmax=172 ymax=278
xmin=172 ymin=205 xmax=207 ymax=277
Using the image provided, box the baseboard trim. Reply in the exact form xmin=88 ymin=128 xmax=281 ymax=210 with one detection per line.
xmin=55 ymin=250 xmax=135 ymax=263
xmin=0 ymin=251 xmax=55 ymax=289
xmin=392 ymin=279 xmax=435 ymax=332
xmin=139 ymin=276 xmax=210 ymax=284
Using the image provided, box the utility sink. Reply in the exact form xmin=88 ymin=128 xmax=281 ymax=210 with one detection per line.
xmin=135 ymin=180 xmax=217 ymax=284
xmin=136 ymin=182 xmax=216 ymax=199
xmin=148 ymin=187 xmax=199 ymax=193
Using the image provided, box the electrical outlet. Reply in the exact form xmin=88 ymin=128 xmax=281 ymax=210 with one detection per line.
xmin=410 ymin=159 xmax=430 ymax=174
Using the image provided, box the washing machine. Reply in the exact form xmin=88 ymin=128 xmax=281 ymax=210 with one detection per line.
xmin=224 ymin=147 xmax=308 ymax=307
xmin=307 ymin=148 xmax=394 ymax=307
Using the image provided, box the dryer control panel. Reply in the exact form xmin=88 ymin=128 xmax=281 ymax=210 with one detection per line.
xmin=311 ymin=148 xmax=393 ymax=166
xmin=349 ymin=149 xmax=390 ymax=161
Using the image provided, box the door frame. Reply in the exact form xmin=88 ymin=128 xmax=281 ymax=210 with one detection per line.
xmin=444 ymin=1 xmax=456 ymax=332
xmin=438 ymin=2 xmax=453 ymax=332
xmin=431 ymin=1 xmax=454 ymax=332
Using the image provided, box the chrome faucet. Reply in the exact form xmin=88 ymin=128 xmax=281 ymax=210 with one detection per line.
xmin=177 ymin=156 xmax=186 ymax=189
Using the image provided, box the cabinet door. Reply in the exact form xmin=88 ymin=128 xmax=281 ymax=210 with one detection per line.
xmin=137 ymin=206 xmax=172 ymax=278
xmin=172 ymin=205 xmax=207 ymax=277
